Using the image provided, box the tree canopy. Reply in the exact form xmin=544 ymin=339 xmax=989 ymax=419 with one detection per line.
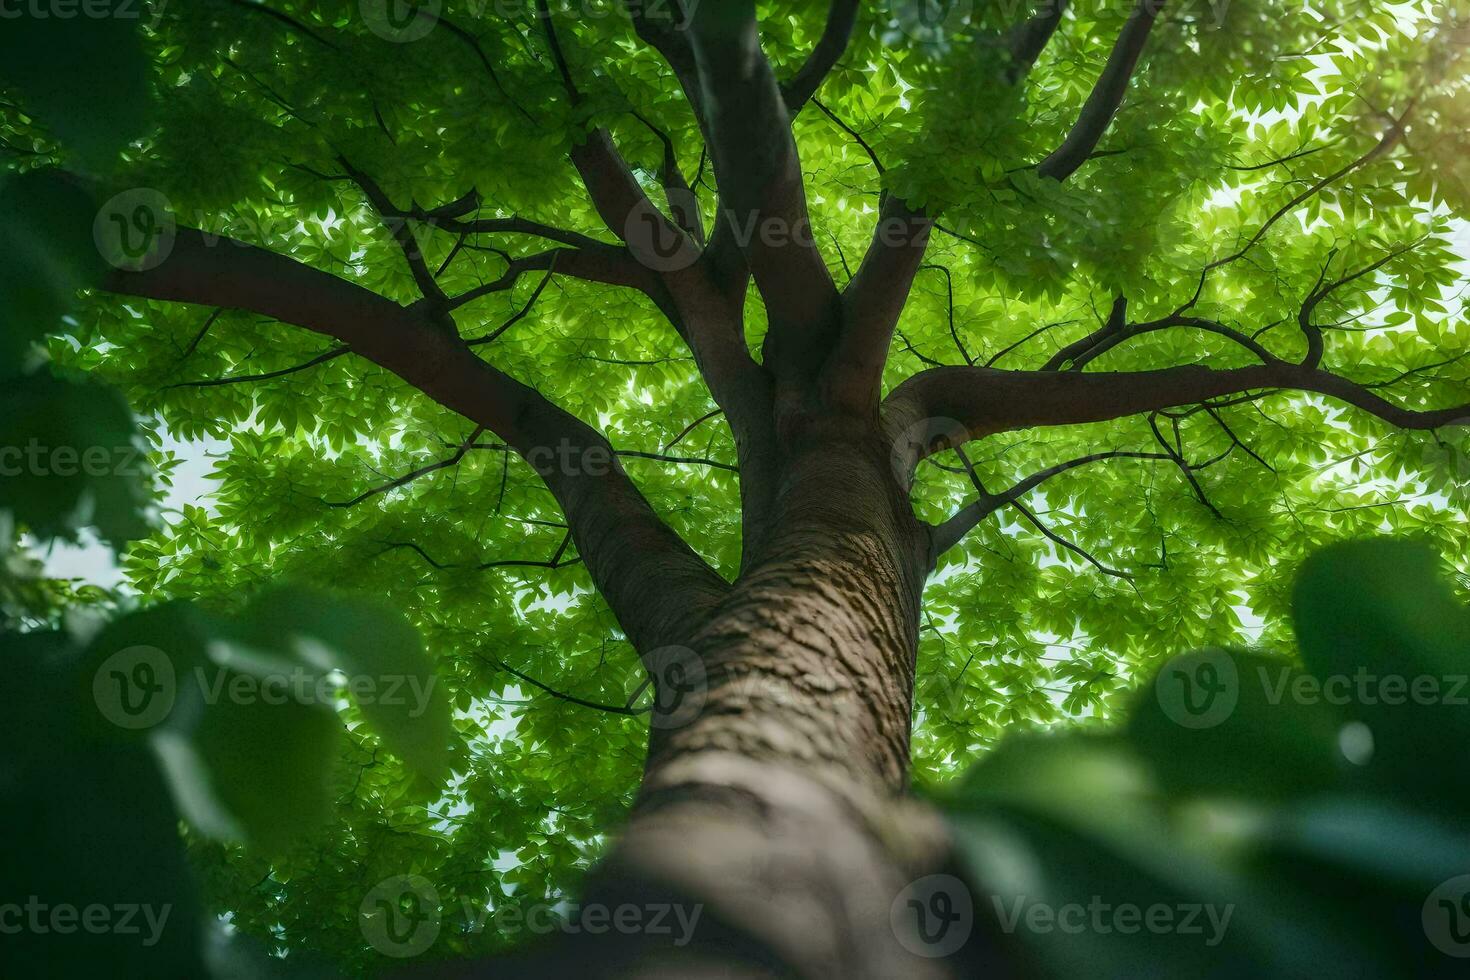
xmin=4 ymin=0 xmax=1470 ymax=975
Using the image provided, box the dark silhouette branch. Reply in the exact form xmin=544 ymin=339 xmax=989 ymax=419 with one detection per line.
xmin=103 ymin=227 xmax=729 ymax=651
xmin=1036 ymin=0 xmax=1165 ymax=182
xmin=171 ymin=345 xmax=351 ymax=389
xmin=327 ymin=427 xmax=486 ymax=508
xmin=932 ymin=449 xmax=1171 ymax=557
xmin=782 ymin=0 xmax=860 ymax=111
xmin=688 ymin=1 xmax=841 ymax=381
xmin=337 ymin=156 xmax=446 ymax=305
xmin=885 ymin=361 xmax=1470 ymax=475
xmin=474 ymin=652 xmax=650 ymax=717
xmin=1004 ymin=0 xmax=1070 ymax=83
xmin=664 ymin=408 xmax=724 ymax=451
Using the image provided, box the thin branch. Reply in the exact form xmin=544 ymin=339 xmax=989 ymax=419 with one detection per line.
xmin=1012 ymin=500 xmax=1135 ymax=581
xmin=171 ymin=345 xmax=350 ymax=389
xmin=478 ymin=531 xmax=581 ymax=571
xmin=782 ymin=0 xmax=860 ymax=111
xmin=932 ymin=450 xmax=1170 ymax=556
xmin=328 ymin=427 xmax=486 ymax=508
xmin=664 ymin=408 xmax=724 ymax=450
xmin=1042 ymin=295 xmax=1127 ymax=371
xmin=1205 ymin=107 xmax=1410 ymax=274
xmin=473 ymin=652 xmax=648 ymax=716
xmin=337 ymin=156 xmax=446 ymax=304
xmin=615 ymin=450 xmax=737 ymax=473
xmin=465 ymin=260 xmax=558 ymax=346
xmin=1148 ymin=413 xmax=1225 ymax=519
xmin=177 ymin=308 xmax=224 ymax=363
xmin=925 ymin=264 xmax=972 ymax=365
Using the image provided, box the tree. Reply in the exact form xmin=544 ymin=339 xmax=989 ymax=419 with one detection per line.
xmin=5 ymin=0 xmax=1470 ymax=976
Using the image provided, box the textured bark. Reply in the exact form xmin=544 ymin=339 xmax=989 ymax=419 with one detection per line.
xmin=445 ymin=423 xmax=979 ymax=979
xmin=606 ymin=433 xmax=946 ymax=979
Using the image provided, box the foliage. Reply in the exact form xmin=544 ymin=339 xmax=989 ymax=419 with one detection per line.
xmin=1 ymin=11 xmax=449 ymax=975
xmin=2 ymin=0 xmax=1469 ymax=975
xmin=940 ymin=539 xmax=1470 ymax=976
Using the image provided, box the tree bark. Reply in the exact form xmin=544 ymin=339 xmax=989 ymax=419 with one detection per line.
xmin=435 ymin=423 xmax=990 ymax=979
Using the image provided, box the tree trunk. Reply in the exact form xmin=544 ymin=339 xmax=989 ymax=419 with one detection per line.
xmin=504 ymin=422 xmax=982 ymax=978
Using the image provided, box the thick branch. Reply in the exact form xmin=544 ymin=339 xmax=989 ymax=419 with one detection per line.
xmin=885 ymin=362 xmax=1470 ymax=471
xmin=826 ymin=196 xmax=933 ymax=412
xmin=688 ymin=1 xmax=841 ymax=380
xmin=103 ymin=228 xmax=728 ymax=650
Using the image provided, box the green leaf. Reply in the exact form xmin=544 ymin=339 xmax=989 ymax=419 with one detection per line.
xmin=0 ymin=169 xmax=103 ymax=366
xmin=153 ymin=678 xmax=343 ymax=854
xmin=0 ymin=372 xmax=153 ymax=545
xmin=1127 ymin=649 xmax=1345 ymax=802
xmin=0 ymin=4 xmax=152 ymax=165
xmin=235 ymin=587 xmax=453 ymax=786
xmin=1293 ymin=538 xmax=1470 ymax=813
xmin=1 ymin=630 xmax=205 ymax=976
